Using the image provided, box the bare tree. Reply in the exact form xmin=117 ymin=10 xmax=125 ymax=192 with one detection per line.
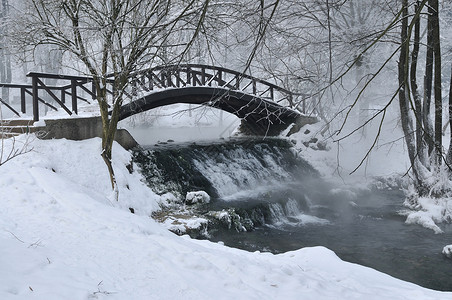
xmin=239 ymin=0 xmax=393 ymax=123
xmin=338 ymin=0 xmax=452 ymax=196
xmin=13 ymin=0 xmax=213 ymax=199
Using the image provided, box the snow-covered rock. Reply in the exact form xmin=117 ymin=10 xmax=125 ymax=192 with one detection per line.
xmin=186 ymin=191 xmax=211 ymax=204
xmin=162 ymin=215 xmax=208 ymax=236
xmin=443 ymin=245 xmax=452 ymax=258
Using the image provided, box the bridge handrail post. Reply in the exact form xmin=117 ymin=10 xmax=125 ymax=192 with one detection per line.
xmin=186 ymin=67 xmax=191 ymax=86
xmin=176 ymin=69 xmax=181 ymax=87
xmin=218 ymin=70 xmax=222 ymax=86
xmin=61 ymin=89 xmax=65 ymax=104
xmin=201 ymin=67 xmax=206 ymax=85
xmin=149 ymin=72 xmax=154 ymax=90
xmin=20 ymin=87 xmax=26 ymax=114
xmin=166 ymin=70 xmax=172 ymax=87
xmin=31 ymin=75 xmax=39 ymax=121
xmin=144 ymin=72 xmax=152 ymax=90
xmin=192 ymin=68 xmax=197 ymax=86
xmin=161 ymin=70 xmax=166 ymax=88
xmin=288 ymin=93 xmax=294 ymax=108
xmin=302 ymin=96 xmax=306 ymax=114
xmin=71 ymin=80 xmax=78 ymax=114
xmin=92 ymin=81 xmax=97 ymax=100
xmin=131 ymin=77 xmax=138 ymax=98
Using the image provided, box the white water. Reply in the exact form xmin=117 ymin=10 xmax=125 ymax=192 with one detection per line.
xmin=192 ymin=146 xmax=294 ymax=198
xmin=268 ymin=199 xmax=330 ymax=227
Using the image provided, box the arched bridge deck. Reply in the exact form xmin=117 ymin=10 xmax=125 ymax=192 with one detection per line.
xmin=0 ymin=64 xmax=316 ymax=136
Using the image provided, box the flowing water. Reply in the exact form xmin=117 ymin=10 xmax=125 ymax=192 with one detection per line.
xmin=133 ymin=138 xmax=452 ymax=291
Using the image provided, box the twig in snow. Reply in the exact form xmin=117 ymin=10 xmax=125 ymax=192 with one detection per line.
xmin=28 ymin=239 xmax=43 ymax=248
xmin=6 ymin=230 xmax=25 ymax=243
xmin=90 ymin=281 xmax=117 ymax=297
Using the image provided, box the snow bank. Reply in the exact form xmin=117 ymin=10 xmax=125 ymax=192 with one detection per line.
xmin=401 ymin=196 xmax=452 ymax=234
xmin=0 ymin=135 xmax=450 ymax=299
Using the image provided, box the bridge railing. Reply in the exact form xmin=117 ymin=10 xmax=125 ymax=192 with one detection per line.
xmin=0 ymin=64 xmax=312 ymax=121
xmin=0 ymin=73 xmax=114 ymax=121
xmin=126 ymin=64 xmax=311 ymax=114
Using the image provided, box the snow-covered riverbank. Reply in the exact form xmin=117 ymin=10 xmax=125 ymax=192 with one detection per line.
xmin=1 ymin=136 xmax=450 ymax=299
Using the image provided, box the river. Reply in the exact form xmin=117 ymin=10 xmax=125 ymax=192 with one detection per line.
xmin=132 ymin=137 xmax=452 ymax=291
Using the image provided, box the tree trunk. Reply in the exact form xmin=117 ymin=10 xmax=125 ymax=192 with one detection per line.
xmin=423 ymin=2 xmax=434 ymax=156
xmin=399 ymin=0 xmax=422 ymax=188
xmin=431 ymin=0 xmax=442 ymax=165
xmin=0 ymin=0 xmax=10 ymax=103
xmin=447 ymin=63 xmax=452 ymax=165
xmin=410 ymin=0 xmax=425 ymax=165
xmin=97 ymin=74 xmax=127 ymax=201
xmin=96 ymin=81 xmax=119 ymax=199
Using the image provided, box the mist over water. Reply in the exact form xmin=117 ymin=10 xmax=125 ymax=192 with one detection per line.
xmin=133 ymin=137 xmax=452 ymax=291
xmin=120 ymin=104 xmax=241 ymax=145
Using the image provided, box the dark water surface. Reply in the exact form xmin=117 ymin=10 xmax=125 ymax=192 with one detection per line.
xmin=134 ymin=138 xmax=452 ymax=291
xmin=208 ymin=187 xmax=452 ymax=291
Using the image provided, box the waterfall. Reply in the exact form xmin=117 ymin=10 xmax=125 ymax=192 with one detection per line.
xmin=133 ymin=138 xmax=317 ymax=199
xmin=133 ymin=137 xmax=324 ymax=230
xmin=268 ymin=203 xmax=290 ymax=225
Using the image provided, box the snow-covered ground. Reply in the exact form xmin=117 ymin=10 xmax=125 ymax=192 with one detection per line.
xmin=1 ymin=135 xmax=451 ymax=299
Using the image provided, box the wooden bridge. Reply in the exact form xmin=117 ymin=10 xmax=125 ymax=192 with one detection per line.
xmin=0 ymin=64 xmax=315 ymax=136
